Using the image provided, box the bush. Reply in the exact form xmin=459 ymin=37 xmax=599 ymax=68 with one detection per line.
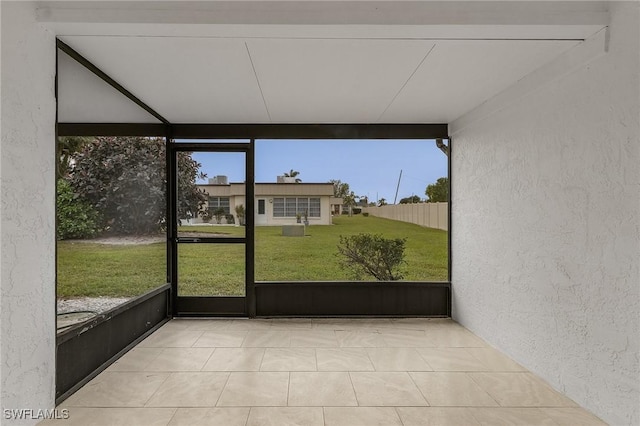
xmin=56 ymin=179 xmax=101 ymax=240
xmin=337 ymin=233 xmax=406 ymax=281
xmin=362 ymin=212 xmax=369 ymax=217
xmin=225 ymin=214 xmax=235 ymax=224
xmin=213 ymin=207 xmax=226 ymax=224
xmin=200 ymin=209 xmax=212 ymax=223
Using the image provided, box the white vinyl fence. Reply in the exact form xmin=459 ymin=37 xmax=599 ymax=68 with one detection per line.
xmin=362 ymin=202 xmax=448 ymax=231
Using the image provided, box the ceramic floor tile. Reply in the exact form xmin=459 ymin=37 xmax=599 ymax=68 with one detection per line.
xmin=349 ymin=372 xmax=428 ymax=406
xmin=226 ymin=319 xmax=275 ymax=331
xmin=397 ymin=407 xmax=481 ymax=426
xmin=202 ymin=348 xmax=265 ymax=371
xmin=62 ymin=372 xmax=169 ymax=407
xmin=183 ymin=319 xmax=234 ymax=331
xmin=379 ymin=330 xmax=435 ymax=347
xmin=167 ymin=407 xmax=249 ymax=426
xmin=107 ymin=348 xmax=163 ymax=372
xmin=366 ymin=348 xmax=433 ymax=371
xmin=315 ymin=319 xmax=390 ymax=332
xmin=426 ymin=329 xmax=487 ymax=348
xmin=316 ymin=348 xmax=375 ymax=371
xmin=217 ymin=372 xmax=289 ymax=406
xmin=157 ymin=321 xmax=193 ymax=331
xmin=260 ymin=348 xmax=316 ymax=371
xmin=246 ymin=407 xmax=323 ymax=426
xmin=469 ymin=408 xmax=558 ymax=425
xmin=464 ymin=347 xmax=527 ymax=371
xmin=38 ymin=407 xmax=176 ymax=426
xmin=469 ymin=373 xmax=577 ymax=407
xmin=541 ymin=408 xmax=607 ymax=425
xmin=290 ymin=331 xmax=339 ymax=347
xmin=416 ymin=348 xmax=489 ymax=371
xmin=388 ymin=318 xmax=438 ymax=331
xmin=145 ymin=372 xmax=229 ymax=407
xmin=192 ymin=331 xmax=247 ymax=347
xmin=267 ymin=319 xmax=313 ymax=330
xmin=145 ymin=348 xmax=214 ymax=372
xmin=288 ymin=372 xmax=358 ymax=406
xmin=323 ymin=407 xmax=403 ymax=426
xmin=335 ymin=331 xmax=385 ymax=347
xmin=138 ymin=330 xmax=204 ymax=348
xmin=242 ymin=330 xmax=291 ymax=347
xmin=410 ymin=372 xmax=498 ymax=407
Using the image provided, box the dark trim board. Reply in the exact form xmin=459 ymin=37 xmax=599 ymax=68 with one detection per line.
xmin=57 ymin=123 xmax=449 ymax=139
xmin=175 ymin=296 xmax=247 ymax=317
xmin=255 ymin=282 xmax=450 ymax=317
xmin=57 ymin=123 xmax=167 ymax=136
xmin=56 ymin=285 xmax=171 ymax=403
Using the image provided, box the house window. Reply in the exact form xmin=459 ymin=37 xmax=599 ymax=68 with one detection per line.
xmin=272 ymin=197 xmax=321 ymax=217
xmin=273 ymin=198 xmax=285 ymax=217
xmin=258 ymin=199 xmax=266 ymax=215
xmin=309 ymin=198 xmax=321 ymax=217
xmin=297 ymin=198 xmax=309 ymax=216
xmin=208 ymin=196 xmax=230 ymax=214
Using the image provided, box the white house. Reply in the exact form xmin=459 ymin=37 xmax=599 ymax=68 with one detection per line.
xmin=194 ymin=180 xmax=342 ymax=226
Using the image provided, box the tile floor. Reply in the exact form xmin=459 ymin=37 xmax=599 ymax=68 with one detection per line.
xmin=42 ymin=318 xmax=607 ymax=426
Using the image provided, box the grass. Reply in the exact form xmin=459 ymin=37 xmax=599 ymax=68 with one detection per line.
xmin=57 ymin=215 xmax=448 ymax=298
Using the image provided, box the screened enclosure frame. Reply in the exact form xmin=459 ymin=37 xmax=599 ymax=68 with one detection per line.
xmin=56 ymin=37 xmax=453 ymax=319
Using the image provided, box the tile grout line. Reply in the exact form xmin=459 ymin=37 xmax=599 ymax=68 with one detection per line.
xmin=213 ymin=372 xmax=232 ymax=407
xmin=466 ymin=371 xmax=502 ymax=407
xmin=406 ymin=370 xmax=432 ymax=407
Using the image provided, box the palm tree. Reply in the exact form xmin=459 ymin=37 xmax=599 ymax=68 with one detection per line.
xmin=378 ymin=198 xmax=387 ymax=207
xmin=284 ymin=169 xmax=302 ymax=183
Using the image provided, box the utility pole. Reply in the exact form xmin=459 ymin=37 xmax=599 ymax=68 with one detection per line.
xmin=393 ymin=170 xmax=403 ymax=205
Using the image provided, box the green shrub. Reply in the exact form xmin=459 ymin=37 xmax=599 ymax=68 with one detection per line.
xmin=56 ymin=179 xmax=101 ymax=240
xmin=213 ymin=207 xmax=226 ymax=224
xmin=337 ymin=233 xmax=406 ymax=281
xmin=362 ymin=212 xmax=369 ymax=217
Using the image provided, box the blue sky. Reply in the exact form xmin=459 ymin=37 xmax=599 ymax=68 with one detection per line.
xmin=192 ymin=139 xmax=447 ymax=203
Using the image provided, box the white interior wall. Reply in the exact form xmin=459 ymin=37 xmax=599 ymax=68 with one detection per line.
xmin=1 ymin=2 xmax=57 ymax=424
xmin=451 ymin=2 xmax=639 ymax=425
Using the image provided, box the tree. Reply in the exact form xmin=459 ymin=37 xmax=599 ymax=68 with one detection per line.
xmin=284 ymin=169 xmax=302 ymax=183
xmin=56 ymin=179 xmax=101 ymax=239
xmin=68 ymin=136 xmax=207 ymax=235
xmin=57 ymin=136 xmax=93 ymax=178
xmin=399 ymin=195 xmax=421 ymax=204
xmin=425 ymin=177 xmax=449 ymax=202
xmin=212 ymin=207 xmax=226 ymax=224
xmin=378 ymin=198 xmax=388 ymax=207
xmin=235 ymin=204 xmax=245 ymax=226
xmin=343 ymin=191 xmax=358 ymax=216
xmin=337 ymin=233 xmax=407 ymax=281
xmin=329 ymin=179 xmax=350 ymax=198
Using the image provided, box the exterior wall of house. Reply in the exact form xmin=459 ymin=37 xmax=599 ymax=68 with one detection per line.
xmin=1 ymin=2 xmax=57 ymax=424
xmin=194 ymin=184 xmax=335 ymax=226
xmin=451 ymin=3 xmax=639 ymax=425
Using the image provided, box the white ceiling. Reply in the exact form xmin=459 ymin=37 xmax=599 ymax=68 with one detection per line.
xmin=50 ymin=1 xmax=609 ymax=125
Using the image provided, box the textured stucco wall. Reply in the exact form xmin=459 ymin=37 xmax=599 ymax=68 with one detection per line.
xmin=1 ymin=2 xmax=56 ymax=424
xmin=451 ymin=3 xmax=639 ymax=425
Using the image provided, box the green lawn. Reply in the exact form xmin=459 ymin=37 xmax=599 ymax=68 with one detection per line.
xmin=57 ymin=215 xmax=448 ymax=298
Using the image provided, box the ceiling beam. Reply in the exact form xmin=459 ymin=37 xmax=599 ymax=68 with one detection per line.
xmin=37 ymin=1 xmax=609 ymax=27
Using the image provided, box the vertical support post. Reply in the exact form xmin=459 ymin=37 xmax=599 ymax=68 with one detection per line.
xmin=447 ymin=137 xmax=453 ymax=287
xmin=246 ymin=139 xmax=256 ymax=317
xmin=166 ymin=126 xmax=178 ymax=316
